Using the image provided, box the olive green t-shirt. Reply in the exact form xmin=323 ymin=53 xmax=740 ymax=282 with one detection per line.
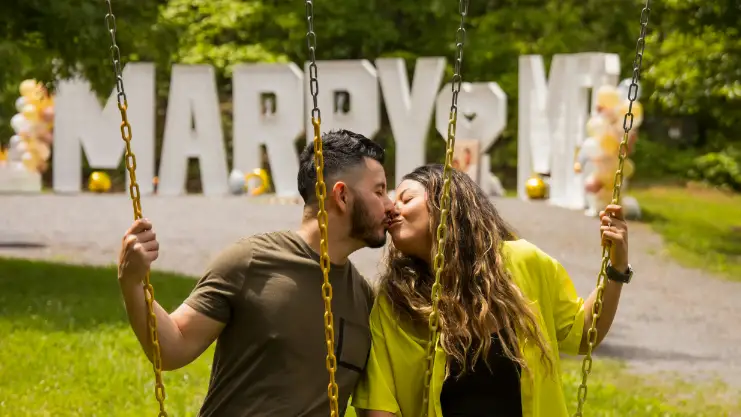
xmin=184 ymin=230 xmax=375 ymax=417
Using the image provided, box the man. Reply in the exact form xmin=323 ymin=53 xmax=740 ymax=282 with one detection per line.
xmin=117 ymin=129 xmax=394 ymax=416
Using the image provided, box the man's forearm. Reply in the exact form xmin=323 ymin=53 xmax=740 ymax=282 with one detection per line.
xmin=580 ymin=279 xmax=623 ymax=353
xmin=119 ymin=280 xmax=184 ymax=370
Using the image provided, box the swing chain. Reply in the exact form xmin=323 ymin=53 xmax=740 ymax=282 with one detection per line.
xmin=304 ymin=2 xmax=339 ymax=417
xmin=105 ymin=2 xmax=167 ymax=416
xmin=423 ymin=1 xmax=468 ymax=415
xmin=573 ymin=2 xmax=650 ymax=416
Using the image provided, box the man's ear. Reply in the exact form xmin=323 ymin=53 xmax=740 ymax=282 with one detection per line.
xmin=331 ymin=181 xmax=350 ymax=213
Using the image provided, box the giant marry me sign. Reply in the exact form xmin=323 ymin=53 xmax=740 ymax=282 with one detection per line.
xmin=52 ymin=53 xmax=621 ymax=209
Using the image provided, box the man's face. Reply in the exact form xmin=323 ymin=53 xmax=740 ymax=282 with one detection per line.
xmin=346 ymin=158 xmax=393 ymax=248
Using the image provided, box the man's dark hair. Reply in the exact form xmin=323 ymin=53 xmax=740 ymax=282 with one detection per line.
xmin=297 ymin=129 xmax=384 ymax=204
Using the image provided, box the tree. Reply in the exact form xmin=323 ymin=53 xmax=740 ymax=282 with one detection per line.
xmin=0 ymin=0 xmax=170 ymax=144
xmin=642 ymin=0 xmax=741 ymax=147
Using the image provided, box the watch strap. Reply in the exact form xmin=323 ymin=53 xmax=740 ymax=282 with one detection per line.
xmin=606 ymin=262 xmax=632 ymax=284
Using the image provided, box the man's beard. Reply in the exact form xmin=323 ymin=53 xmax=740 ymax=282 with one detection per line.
xmin=349 ymin=196 xmax=387 ymax=249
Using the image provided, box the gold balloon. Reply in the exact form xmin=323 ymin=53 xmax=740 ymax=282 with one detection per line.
xmin=618 ymin=100 xmax=644 ymax=128
xmin=19 ymin=79 xmax=38 ymax=98
xmin=21 ymin=152 xmax=37 ymax=172
xmin=599 ymin=132 xmax=621 ymax=156
xmin=88 ymin=171 xmax=112 ymax=193
xmin=35 ymin=141 xmax=51 ymax=161
xmin=596 ymin=163 xmax=620 ymax=188
xmin=596 ymin=85 xmax=620 ymax=110
xmin=525 ymin=174 xmax=548 ymax=199
xmin=21 ymin=103 xmax=39 ymax=121
xmin=245 ymin=168 xmax=271 ymax=196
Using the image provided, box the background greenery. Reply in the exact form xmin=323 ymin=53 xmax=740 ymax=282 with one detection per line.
xmin=1 ymin=0 xmax=740 ymax=191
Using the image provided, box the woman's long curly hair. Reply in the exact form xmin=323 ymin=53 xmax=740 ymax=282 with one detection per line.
xmin=380 ymin=164 xmax=554 ymax=377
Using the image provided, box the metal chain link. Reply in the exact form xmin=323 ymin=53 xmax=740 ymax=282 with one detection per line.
xmin=423 ymin=1 xmax=468 ymax=415
xmin=304 ymin=3 xmax=339 ymax=417
xmin=105 ymin=2 xmax=167 ymax=416
xmin=573 ymin=2 xmax=650 ymax=416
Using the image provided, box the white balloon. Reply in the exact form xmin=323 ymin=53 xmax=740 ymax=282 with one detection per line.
xmin=10 ymin=113 xmax=29 ymax=134
xmin=8 ymin=144 xmax=26 ymax=162
xmin=10 ymin=139 xmax=27 ymax=153
xmin=228 ymin=169 xmax=246 ymax=195
xmin=9 ymin=135 xmax=22 ymax=148
xmin=8 ymin=148 xmax=23 ymax=162
xmin=15 ymin=96 xmax=27 ymax=112
xmin=580 ymin=137 xmax=602 ymax=159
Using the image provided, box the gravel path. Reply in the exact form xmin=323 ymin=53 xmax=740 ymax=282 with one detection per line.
xmin=1 ymin=194 xmax=740 ymax=389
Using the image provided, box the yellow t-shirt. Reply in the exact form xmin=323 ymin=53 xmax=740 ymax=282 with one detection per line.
xmin=351 ymin=239 xmax=586 ymax=417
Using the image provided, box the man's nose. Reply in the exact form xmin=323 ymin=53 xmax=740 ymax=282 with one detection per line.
xmin=385 ymin=196 xmax=398 ymax=213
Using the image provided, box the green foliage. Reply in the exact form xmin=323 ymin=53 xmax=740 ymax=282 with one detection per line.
xmin=630 ymin=137 xmax=697 ymax=183
xmin=1 ymin=257 xmax=739 ymax=416
xmin=688 ymin=147 xmax=741 ymax=191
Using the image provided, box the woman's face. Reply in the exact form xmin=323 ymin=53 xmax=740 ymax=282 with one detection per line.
xmin=388 ymin=179 xmax=432 ymax=261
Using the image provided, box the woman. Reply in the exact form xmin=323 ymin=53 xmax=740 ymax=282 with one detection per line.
xmin=352 ymin=164 xmax=630 ymax=417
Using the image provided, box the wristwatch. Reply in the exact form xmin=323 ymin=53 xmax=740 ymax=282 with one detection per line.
xmin=605 ymin=262 xmax=633 ymax=284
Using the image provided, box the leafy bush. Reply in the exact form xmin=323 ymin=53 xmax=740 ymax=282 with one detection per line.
xmin=630 ymin=138 xmax=697 ymax=183
xmin=688 ymin=147 xmax=741 ymax=191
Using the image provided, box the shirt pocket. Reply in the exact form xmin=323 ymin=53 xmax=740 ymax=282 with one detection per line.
xmin=335 ymin=316 xmax=371 ymax=373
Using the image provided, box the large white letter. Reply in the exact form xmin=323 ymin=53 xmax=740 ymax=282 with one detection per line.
xmin=517 ymin=53 xmax=620 ymax=208
xmin=376 ymin=57 xmax=446 ymax=179
xmin=517 ymin=55 xmax=552 ymax=200
xmin=304 ymin=60 xmax=380 ymax=142
xmin=435 ymin=82 xmax=507 ymax=182
xmin=158 ymin=65 xmax=228 ymax=196
xmin=233 ymin=63 xmax=303 ymax=197
xmin=53 ymin=63 xmax=155 ymax=193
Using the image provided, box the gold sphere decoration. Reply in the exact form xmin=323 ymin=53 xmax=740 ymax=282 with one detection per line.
xmin=245 ymin=168 xmax=271 ymax=196
xmin=88 ymin=171 xmax=112 ymax=193
xmin=525 ymin=174 xmax=548 ymax=199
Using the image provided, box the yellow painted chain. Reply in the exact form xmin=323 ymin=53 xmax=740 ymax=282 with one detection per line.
xmin=104 ymin=2 xmax=167 ymax=416
xmin=423 ymin=1 xmax=468 ymax=415
xmin=304 ymin=2 xmax=340 ymax=416
xmin=573 ymin=2 xmax=651 ymax=416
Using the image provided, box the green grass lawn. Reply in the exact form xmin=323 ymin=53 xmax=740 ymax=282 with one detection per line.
xmin=1 ymin=257 xmax=738 ymax=416
xmin=631 ymin=184 xmax=741 ymax=281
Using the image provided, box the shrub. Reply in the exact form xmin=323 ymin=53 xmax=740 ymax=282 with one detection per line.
xmin=688 ymin=147 xmax=741 ymax=192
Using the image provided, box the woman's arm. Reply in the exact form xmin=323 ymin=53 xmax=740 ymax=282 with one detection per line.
xmin=580 ymin=279 xmax=623 ymax=354
xmin=580 ymin=204 xmax=630 ymax=354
